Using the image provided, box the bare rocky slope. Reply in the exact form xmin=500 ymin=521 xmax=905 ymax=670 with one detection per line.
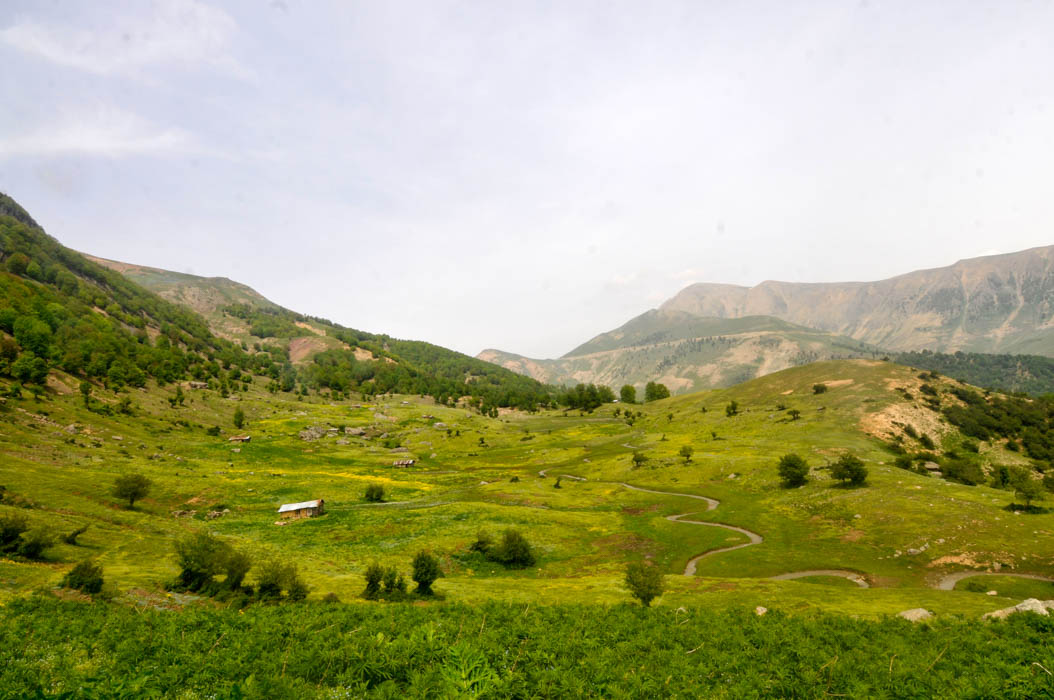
xmin=662 ymin=246 xmax=1054 ymax=356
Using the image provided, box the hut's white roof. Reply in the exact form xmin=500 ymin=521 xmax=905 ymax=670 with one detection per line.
xmin=277 ymin=499 xmax=323 ymax=513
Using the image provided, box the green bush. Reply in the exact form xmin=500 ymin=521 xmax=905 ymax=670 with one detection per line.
xmin=112 ymin=473 xmax=151 ymax=509
xmin=489 ymin=529 xmax=536 ymax=569
xmin=256 ymin=559 xmax=309 ymax=602
xmin=0 ymin=512 xmax=29 ymax=554
xmin=16 ymin=528 xmax=53 ymax=560
xmin=831 ymin=455 xmax=868 ymax=486
xmin=778 ymin=453 xmax=809 ymax=488
xmin=61 ymin=559 xmax=104 ymax=595
xmin=411 ymin=551 xmax=442 ymax=595
xmin=624 ymin=561 xmax=664 ymax=607
xmin=363 ymin=561 xmax=384 ymax=599
xmin=812 ymin=383 xmax=828 ymax=395
xmin=364 ymin=483 xmax=385 ymax=502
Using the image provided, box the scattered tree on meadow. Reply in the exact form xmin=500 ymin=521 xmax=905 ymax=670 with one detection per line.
xmin=491 ymin=529 xmax=536 ymax=568
xmin=632 ymin=451 xmax=647 ymax=468
xmin=788 ymin=409 xmax=801 ymax=421
xmin=813 ymin=383 xmax=828 ymax=395
xmin=725 ymin=401 xmax=739 ymax=417
xmin=620 ymin=384 xmax=637 ymax=404
xmin=233 ymin=407 xmax=245 ymax=429
xmin=363 ymin=561 xmax=384 ymax=599
xmin=831 ymin=454 xmax=868 ymax=486
xmin=79 ymin=380 xmax=92 ymax=407
xmin=412 ymin=551 xmax=442 ymax=595
xmin=644 ymin=382 xmax=670 ymax=402
xmin=679 ymin=445 xmax=694 ymax=463
xmin=112 ymin=473 xmax=152 ymax=509
xmin=1013 ymin=473 xmax=1045 ymax=509
xmin=624 ymin=560 xmax=664 ymax=607
xmin=256 ymin=558 xmax=309 ymax=601
xmin=778 ymin=453 xmax=809 ymax=488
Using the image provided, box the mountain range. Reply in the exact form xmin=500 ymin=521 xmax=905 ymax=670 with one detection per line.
xmin=479 ymin=246 xmax=1054 ymax=393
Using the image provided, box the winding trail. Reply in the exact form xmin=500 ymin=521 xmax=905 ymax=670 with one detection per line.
xmin=935 ymin=571 xmax=1054 ymax=591
xmin=770 ymin=569 xmax=870 ymax=588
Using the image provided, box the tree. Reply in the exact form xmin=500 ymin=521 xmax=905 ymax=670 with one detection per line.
xmin=645 ymin=382 xmax=670 ymax=402
xmin=112 ymin=473 xmax=151 ymax=509
xmin=679 ymin=445 xmax=694 ymax=463
xmin=831 ymin=454 xmax=868 ymax=486
xmin=813 ymin=383 xmax=828 ymax=395
xmin=620 ymin=384 xmax=636 ymax=404
xmin=788 ymin=409 xmax=801 ymax=421
xmin=174 ymin=532 xmax=229 ymax=591
xmin=778 ymin=453 xmax=809 ymax=488
xmin=624 ymin=561 xmax=664 ymax=607
xmin=233 ymin=407 xmax=245 ymax=429
xmin=0 ymin=512 xmax=29 ymax=554
xmin=364 ymin=483 xmax=385 ymax=502
xmin=5 ymin=252 xmax=29 ymax=276
xmin=411 ymin=550 xmax=442 ymax=595
xmin=1013 ymin=474 xmax=1045 ymax=509
xmin=725 ymin=401 xmax=739 ymax=417
xmin=256 ymin=559 xmax=309 ymax=601
xmin=17 ymin=528 xmax=53 ymax=560
xmin=224 ymin=549 xmax=253 ymax=591
xmin=79 ymin=380 xmax=92 ymax=407
xmin=632 ymin=451 xmax=647 ymax=468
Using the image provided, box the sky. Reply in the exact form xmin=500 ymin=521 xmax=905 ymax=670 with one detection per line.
xmin=1 ymin=1 xmax=1053 ymax=358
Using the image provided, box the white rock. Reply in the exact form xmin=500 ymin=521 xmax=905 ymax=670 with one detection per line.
xmin=898 ymin=608 xmax=933 ymax=622
xmin=754 ymin=606 xmax=768 ymax=616
xmin=986 ymin=591 xmax=998 ymax=596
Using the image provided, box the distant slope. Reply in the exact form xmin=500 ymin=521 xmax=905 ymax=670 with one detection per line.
xmin=661 ymin=246 xmax=1054 ymax=356
xmin=88 ymin=251 xmax=554 ymax=409
xmin=891 ymin=350 xmax=1054 ymax=396
xmin=479 ymin=311 xmax=878 ymax=394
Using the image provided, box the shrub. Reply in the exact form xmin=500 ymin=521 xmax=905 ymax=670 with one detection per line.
xmin=725 ymin=401 xmax=739 ymax=417
xmin=412 ymin=551 xmax=442 ymax=595
xmin=256 ymin=559 xmax=309 ymax=602
xmin=233 ymin=407 xmax=245 ymax=429
xmin=812 ymin=383 xmax=828 ymax=395
xmin=893 ymin=455 xmax=914 ymax=471
xmin=778 ymin=453 xmax=809 ymax=488
xmin=919 ymin=434 xmax=936 ymax=450
xmin=0 ymin=512 xmax=29 ymax=554
xmin=939 ymin=458 xmax=985 ymax=486
xmin=382 ymin=566 xmax=406 ymax=594
xmin=363 ymin=561 xmax=384 ymax=599
xmin=224 ymin=549 xmax=253 ymax=591
xmin=174 ymin=532 xmax=230 ymax=592
xmin=679 ymin=445 xmax=694 ymax=463
xmin=624 ymin=561 xmax=664 ymax=607
xmin=788 ymin=409 xmax=801 ymax=421
xmin=63 ymin=525 xmax=88 ymax=546
xmin=17 ymin=528 xmax=53 ymax=560
xmin=1013 ymin=472 xmax=1045 ymax=508
xmin=631 ymin=451 xmax=647 ymax=468
xmin=470 ymin=530 xmax=493 ymax=554
xmin=831 ymin=455 xmax=868 ymax=486
xmin=364 ymin=484 xmax=385 ymax=503
xmin=206 ymin=426 xmax=221 ymax=436
xmin=490 ymin=529 xmax=536 ymax=569
xmin=61 ymin=559 xmax=104 ymax=595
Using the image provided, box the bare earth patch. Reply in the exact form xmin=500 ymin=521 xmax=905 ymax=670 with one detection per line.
xmin=825 ymin=378 xmax=855 ymax=388
xmin=860 ymin=398 xmax=950 ymax=442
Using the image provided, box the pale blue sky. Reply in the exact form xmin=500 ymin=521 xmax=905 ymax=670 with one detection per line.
xmin=2 ymin=1 xmax=1053 ymax=357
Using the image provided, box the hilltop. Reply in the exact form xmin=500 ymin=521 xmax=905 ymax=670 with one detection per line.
xmin=663 ymin=246 xmax=1054 ymax=355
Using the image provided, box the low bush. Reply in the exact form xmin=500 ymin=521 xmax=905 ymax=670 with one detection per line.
xmin=61 ymin=559 xmax=104 ymax=595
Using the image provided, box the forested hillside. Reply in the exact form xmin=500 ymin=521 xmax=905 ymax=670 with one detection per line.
xmin=0 ymin=193 xmax=553 ymax=410
xmin=893 ymin=349 xmax=1054 ymax=396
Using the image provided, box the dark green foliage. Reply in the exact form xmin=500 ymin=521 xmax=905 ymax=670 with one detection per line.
xmin=812 ymin=383 xmax=828 ymax=394
xmin=63 ymin=525 xmax=88 ymax=545
xmin=624 ymin=561 xmax=664 ymax=607
xmin=112 ymin=473 xmax=151 ymax=508
xmin=1013 ymin=473 xmax=1045 ymax=508
xmin=363 ymin=561 xmax=384 ymax=599
xmin=918 ymin=434 xmax=936 ymax=450
xmin=895 ymin=349 xmax=1054 ymax=395
xmin=725 ymin=400 xmax=739 ymax=417
xmin=470 ymin=530 xmax=493 ymax=554
xmin=6 ymin=599 xmax=1054 ymax=697
xmin=831 ymin=455 xmax=868 ymax=486
xmin=893 ymin=454 xmax=914 ymax=471
xmin=939 ymin=457 xmax=985 ymax=486
xmin=224 ymin=549 xmax=253 ymax=591
xmin=382 ymin=566 xmax=407 ymax=595
xmin=778 ymin=453 xmax=809 ymax=488
xmin=559 ymin=383 xmax=615 ymax=411
xmin=174 ymin=532 xmax=230 ymax=592
xmin=487 ymin=529 xmax=536 ymax=569
xmin=0 ymin=512 xmax=28 ymax=554
xmin=364 ymin=483 xmax=385 ymax=503
xmin=206 ymin=425 xmax=221 ymax=436
xmin=919 ymin=383 xmax=938 ymax=397
xmin=788 ymin=409 xmax=801 ymax=421
xmin=256 ymin=559 xmax=309 ymax=602
xmin=631 ymin=451 xmax=647 ymax=468
xmin=61 ymin=559 xmax=104 ymax=595
xmin=619 ymin=384 xmax=636 ymax=404
xmin=411 ymin=551 xmax=442 ymax=595
xmin=15 ymin=528 xmax=52 ymax=560
xmin=679 ymin=445 xmax=694 ymax=463
xmin=233 ymin=407 xmax=245 ymax=429
xmin=644 ymin=381 xmax=670 ymax=402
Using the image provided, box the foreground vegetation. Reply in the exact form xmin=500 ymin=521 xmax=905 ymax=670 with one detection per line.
xmin=3 ymin=598 xmax=1053 ymax=698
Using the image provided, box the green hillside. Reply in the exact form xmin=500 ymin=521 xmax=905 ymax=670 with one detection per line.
xmin=480 ymin=311 xmax=879 ymax=394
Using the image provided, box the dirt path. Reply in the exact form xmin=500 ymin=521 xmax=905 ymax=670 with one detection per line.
xmin=770 ymin=570 xmax=869 ymax=588
xmin=935 ymin=571 xmax=1054 ymax=591
xmin=537 ymin=470 xmax=763 ymax=575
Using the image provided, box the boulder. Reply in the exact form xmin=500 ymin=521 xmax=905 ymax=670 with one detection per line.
xmin=754 ymin=606 xmax=768 ymax=616
xmin=983 ymin=598 xmax=1054 ymax=620
xmin=898 ymin=608 xmax=933 ymax=622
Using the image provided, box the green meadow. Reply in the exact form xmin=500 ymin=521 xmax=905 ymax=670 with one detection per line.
xmin=2 ymin=358 xmax=1052 ymax=619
